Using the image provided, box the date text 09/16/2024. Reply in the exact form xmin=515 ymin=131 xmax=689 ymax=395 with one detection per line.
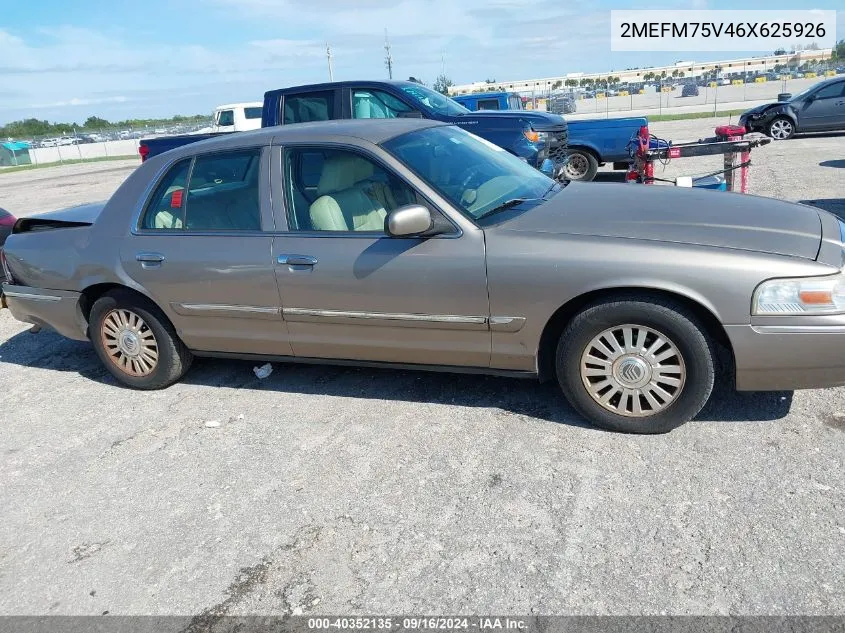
xmin=307 ymin=618 xmax=527 ymax=631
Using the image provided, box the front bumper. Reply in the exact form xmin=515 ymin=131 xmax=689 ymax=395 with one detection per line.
xmin=726 ymin=323 xmax=845 ymax=391
xmin=2 ymin=283 xmax=88 ymax=341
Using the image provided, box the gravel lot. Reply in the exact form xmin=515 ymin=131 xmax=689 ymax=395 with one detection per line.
xmin=1 ymin=120 xmax=844 ymax=619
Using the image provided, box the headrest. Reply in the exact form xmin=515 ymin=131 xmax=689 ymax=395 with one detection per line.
xmin=317 ymin=155 xmax=375 ymax=195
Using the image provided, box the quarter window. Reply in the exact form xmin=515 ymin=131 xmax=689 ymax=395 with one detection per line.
xmin=284 ymin=147 xmax=416 ymax=233
xmin=141 ymin=159 xmax=191 ymax=230
xmin=244 ymin=107 xmax=263 ymax=119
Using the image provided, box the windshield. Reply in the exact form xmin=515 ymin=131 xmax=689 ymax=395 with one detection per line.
xmin=399 ymin=84 xmax=471 ymax=116
xmin=383 ymin=126 xmax=555 ymax=222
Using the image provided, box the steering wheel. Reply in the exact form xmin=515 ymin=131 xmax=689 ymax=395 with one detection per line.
xmin=457 ymin=164 xmax=486 ymax=191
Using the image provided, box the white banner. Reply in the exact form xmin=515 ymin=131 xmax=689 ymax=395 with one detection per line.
xmin=611 ymin=10 xmax=837 ymax=52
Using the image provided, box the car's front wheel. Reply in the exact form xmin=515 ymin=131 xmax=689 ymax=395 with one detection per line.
xmin=556 ymin=298 xmax=716 ymax=433
xmin=767 ymin=116 xmax=795 ymax=140
xmin=89 ymin=290 xmax=192 ymax=389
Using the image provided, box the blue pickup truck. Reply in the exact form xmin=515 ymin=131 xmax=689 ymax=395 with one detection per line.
xmin=140 ymin=80 xmax=643 ymax=181
xmin=451 ymin=91 xmax=647 ymax=181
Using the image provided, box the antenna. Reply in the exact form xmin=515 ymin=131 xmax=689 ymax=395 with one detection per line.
xmin=384 ymin=29 xmax=393 ymax=80
xmin=441 ymin=50 xmax=446 ymax=76
xmin=326 ymin=42 xmax=333 ymax=81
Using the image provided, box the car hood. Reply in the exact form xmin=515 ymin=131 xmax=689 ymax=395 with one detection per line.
xmin=459 ymin=110 xmax=567 ymax=131
xmin=499 ymin=183 xmax=822 ymax=260
xmin=742 ymin=102 xmax=790 ymax=117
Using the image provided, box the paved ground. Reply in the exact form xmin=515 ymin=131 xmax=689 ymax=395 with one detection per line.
xmin=0 ymin=121 xmax=844 ymax=618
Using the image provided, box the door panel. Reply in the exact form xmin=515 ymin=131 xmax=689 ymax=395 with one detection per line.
xmin=272 ymin=233 xmax=491 ymax=367
xmin=800 ymin=82 xmax=845 ymax=130
xmin=122 ymin=147 xmax=291 ymax=356
xmin=122 ymin=234 xmax=290 ymax=356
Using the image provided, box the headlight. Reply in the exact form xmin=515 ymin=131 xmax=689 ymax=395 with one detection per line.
xmin=523 ymin=129 xmax=549 ymax=144
xmin=753 ymin=271 xmax=845 ymax=315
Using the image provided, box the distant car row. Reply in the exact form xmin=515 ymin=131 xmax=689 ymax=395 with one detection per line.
xmin=10 ymin=126 xmax=211 ymax=149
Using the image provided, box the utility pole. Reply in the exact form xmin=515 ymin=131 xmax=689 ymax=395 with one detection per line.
xmin=326 ymin=42 xmax=334 ymax=81
xmin=441 ymin=50 xmax=446 ymax=76
xmin=384 ymin=29 xmax=393 ymax=80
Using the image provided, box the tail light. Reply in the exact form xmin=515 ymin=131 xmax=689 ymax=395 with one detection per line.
xmin=139 ymin=144 xmax=150 ymax=162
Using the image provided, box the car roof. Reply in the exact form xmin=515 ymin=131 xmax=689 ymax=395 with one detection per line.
xmin=265 ymin=80 xmax=423 ymax=95
xmin=159 ymin=118 xmax=447 ymax=160
xmin=214 ymin=102 xmax=263 ymax=110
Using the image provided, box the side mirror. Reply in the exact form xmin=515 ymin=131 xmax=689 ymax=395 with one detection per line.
xmin=386 ymin=204 xmax=433 ymax=237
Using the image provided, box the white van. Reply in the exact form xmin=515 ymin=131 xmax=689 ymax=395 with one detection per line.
xmin=211 ymin=102 xmax=263 ymax=133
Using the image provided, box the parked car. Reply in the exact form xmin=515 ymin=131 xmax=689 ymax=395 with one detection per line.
xmin=6 ymin=119 xmax=845 ymax=434
xmin=0 ymin=208 xmax=15 ymax=247
xmin=739 ymin=76 xmax=845 ymax=139
xmin=681 ymin=84 xmax=700 ymax=97
xmin=546 ymin=93 xmax=577 ymax=115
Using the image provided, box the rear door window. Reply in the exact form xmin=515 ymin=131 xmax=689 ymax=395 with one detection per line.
xmin=508 ymin=96 xmax=522 ymax=110
xmin=283 ymin=91 xmax=335 ymax=124
xmin=184 ymin=150 xmax=262 ymax=231
xmin=477 ymin=99 xmax=500 ymax=110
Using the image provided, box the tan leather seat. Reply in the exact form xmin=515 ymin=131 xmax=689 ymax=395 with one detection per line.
xmin=309 ymin=155 xmax=389 ymax=232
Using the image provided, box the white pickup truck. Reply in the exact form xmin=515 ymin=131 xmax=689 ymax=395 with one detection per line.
xmin=211 ymin=102 xmax=263 ymax=133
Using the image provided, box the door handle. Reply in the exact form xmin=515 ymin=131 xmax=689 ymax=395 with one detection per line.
xmin=136 ymin=252 xmax=165 ymax=268
xmin=278 ymin=254 xmax=317 ymax=266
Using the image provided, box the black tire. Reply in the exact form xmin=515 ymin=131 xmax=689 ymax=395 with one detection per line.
xmin=562 ymin=149 xmax=599 ymax=182
xmin=766 ymin=116 xmax=795 ymax=140
xmin=556 ymin=297 xmax=716 ymax=434
xmin=89 ymin=289 xmax=192 ymax=389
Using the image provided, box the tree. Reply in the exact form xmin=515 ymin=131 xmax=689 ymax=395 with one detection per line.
xmin=643 ymin=71 xmax=655 ymax=82
xmin=83 ymin=116 xmax=110 ymax=129
xmin=551 ymin=80 xmax=563 ymax=90
xmin=678 ymin=71 xmax=685 ymax=78
xmin=773 ymin=48 xmax=787 ymax=56
xmin=432 ymin=74 xmax=453 ymax=95
xmin=671 ymin=69 xmax=679 ymax=78
xmin=832 ymin=39 xmax=845 ymax=62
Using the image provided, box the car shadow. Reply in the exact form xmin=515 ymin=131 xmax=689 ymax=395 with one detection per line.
xmin=819 ymin=160 xmax=845 ymax=169
xmin=0 ymin=328 xmax=793 ymax=426
xmin=799 ymin=198 xmax=845 ymax=219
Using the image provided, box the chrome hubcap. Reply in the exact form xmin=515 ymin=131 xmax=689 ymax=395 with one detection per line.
xmin=580 ymin=324 xmax=686 ymax=418
xmin=770 ymin=120 xmax=792 ymax=139
xmin=101 ymin=309 xmax=158 ymax=377
xmin=564 ymin=154 xmax=588 ymax=178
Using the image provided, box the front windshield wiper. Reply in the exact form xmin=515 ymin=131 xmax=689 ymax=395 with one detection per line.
xmin=477 ymin=198 xmax=541 ymax=220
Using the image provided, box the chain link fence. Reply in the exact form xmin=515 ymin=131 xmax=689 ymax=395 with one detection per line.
xmin=518 ymin=62 xmax=844 ymax=118
xmin=1 ymin=118 xmax=213 ymax=168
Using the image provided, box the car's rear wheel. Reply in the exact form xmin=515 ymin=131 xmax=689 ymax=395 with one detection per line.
xmin=767 ymin=117 xmax=795 ymax=140
xmin=562 ymin=149 xmax=599 ymax=182
xmin=89 ymin=290 xmax=192 ymax=389
xmin=556 ymin=298 xmax=715 ymax=433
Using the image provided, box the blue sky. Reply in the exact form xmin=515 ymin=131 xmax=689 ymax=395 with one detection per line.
xmin=1 ymin=0 xmax=842 ymax=124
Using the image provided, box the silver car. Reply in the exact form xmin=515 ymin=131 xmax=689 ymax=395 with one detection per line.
xmin=4 ymin=119 xmax=845 ymax=433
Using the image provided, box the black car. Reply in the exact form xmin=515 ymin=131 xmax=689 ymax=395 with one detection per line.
xmin=739 ymin=77 xmax=845 ymax=140
xmin=681 ymin=83 xmax=700 ymax=97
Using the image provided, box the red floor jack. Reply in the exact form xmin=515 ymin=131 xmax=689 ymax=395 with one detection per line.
xmin=626 ymin=124 xmax=772 ymax=193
